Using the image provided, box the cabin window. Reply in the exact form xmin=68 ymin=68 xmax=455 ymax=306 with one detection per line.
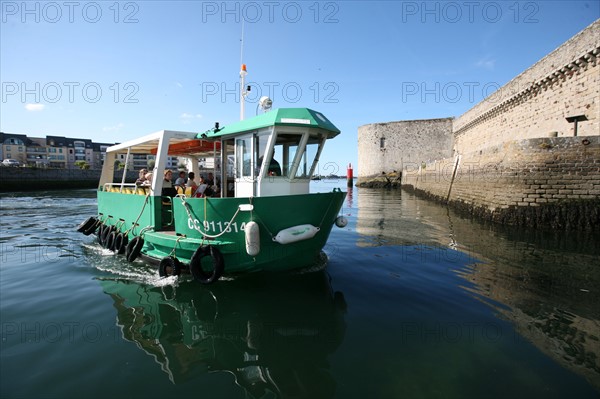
xmin=271 ymin=133 xmax=303 ymax=178
xmin=254 ymin=134 xmax=269 ymax=176
xmin=295 ymin=136 xmax=321 ymax=178
xmin=235 ymin=137 xmax=252 ymax=178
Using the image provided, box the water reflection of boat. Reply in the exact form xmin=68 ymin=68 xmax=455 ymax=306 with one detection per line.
xmin=99 ymin=271 xmax=347 ymax=397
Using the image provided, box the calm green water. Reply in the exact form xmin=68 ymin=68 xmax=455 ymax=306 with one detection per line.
xmin=1 ymin=183 xmax=599 ymax=398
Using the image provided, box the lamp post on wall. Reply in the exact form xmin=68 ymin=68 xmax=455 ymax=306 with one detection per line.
xmin=565 ymin=114 xmax=588 ymax=137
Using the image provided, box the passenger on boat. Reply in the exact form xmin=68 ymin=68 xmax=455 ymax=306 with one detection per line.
xmin=206 ymin=172 xmax=215 ymax=186
xmin=135 ymin=168 xmax=148 ymax=186
xmin=162 ymin=170 xmax=177 ymax=197
xmin=174 ymin=171 xmax=187 ymax=188
xmin=141 ymin=172 xmax=152 ymax=187
xmin=204 ymin=172 xmax=218 ymax=197
xmin=257 ymin=156 xmax=282 ymax=176
xmin=269 ymin=158 xmax=281 ymax=176
xmin=193 ymin=175 xmax=208 ymax=197
xmin=186 ymin=172 xmax=198 ymax=193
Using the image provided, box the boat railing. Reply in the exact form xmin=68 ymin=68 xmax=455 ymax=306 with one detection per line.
xmin=103 ymin=183 xmax=149 ymax=195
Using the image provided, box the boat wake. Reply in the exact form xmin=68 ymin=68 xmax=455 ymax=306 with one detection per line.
xmin=82 ymin=243 xmax=185 ymax=287
xmin=82 ymin=242 xmax=237 ymax=287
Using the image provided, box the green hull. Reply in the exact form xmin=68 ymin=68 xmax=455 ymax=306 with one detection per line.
xmin=97 ymin=189 xmax=346 ymax=273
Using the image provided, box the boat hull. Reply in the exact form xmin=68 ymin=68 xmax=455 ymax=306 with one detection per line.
xmin=97 ymin=190 xmax=346 ymax=274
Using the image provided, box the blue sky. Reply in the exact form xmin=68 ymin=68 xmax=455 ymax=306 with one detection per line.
xmin=1 ymin=1 xmax=599 ymax=173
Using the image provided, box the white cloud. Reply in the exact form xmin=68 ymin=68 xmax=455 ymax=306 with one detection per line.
xmin=175 ymin=82 xmax=183 ymax=88
xmin=103 ymin=123 xmax=124 ymax=132
xmin=180 ymin=113 xmax=203 ymax=124
xmin=475 ymin=57 xmax=496 ymax=70
xmin=25 ymin=104 xmax=45 ymax=111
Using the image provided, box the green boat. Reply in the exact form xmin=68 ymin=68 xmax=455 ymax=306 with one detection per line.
xmin=78 ymin=108 xmax=347 ymax=283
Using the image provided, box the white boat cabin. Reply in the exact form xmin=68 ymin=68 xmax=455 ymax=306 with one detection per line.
xmin=99 ymin=108 xmax=341 ymax=198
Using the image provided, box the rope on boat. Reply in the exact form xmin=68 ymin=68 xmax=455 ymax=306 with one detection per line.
xmin=169 ymin=235 xmax=185 ymax=257
xmin=318 ymin=195 xmax=337 ymax=228
xmin=139 ymin=225 xmax=153 ymax=238
xmin=178 ymin=196 xmax=243 ymax=239
xmin=177 ymin=190 xmax=338 ymax=241
xmin=126 ymin=191 xmax=151 ymax=236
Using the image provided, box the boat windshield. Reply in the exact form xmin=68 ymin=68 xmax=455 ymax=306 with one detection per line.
xmin=295 ymin=136 xmax=321 ymax=178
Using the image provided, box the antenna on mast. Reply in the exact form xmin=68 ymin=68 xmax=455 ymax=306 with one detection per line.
xmin=239 ymin=21 xmax=250 ymax=121
xmin=240 ymin=20 xmax=245 ymax=66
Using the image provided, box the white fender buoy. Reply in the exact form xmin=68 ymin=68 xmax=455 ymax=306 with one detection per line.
xmin=273 ymin=224 xmax=319 ymax=245
xmin=335 ymin=216 xmax=348 ymax=228
xmin=245 ymin=221 xmax=260 ymax=256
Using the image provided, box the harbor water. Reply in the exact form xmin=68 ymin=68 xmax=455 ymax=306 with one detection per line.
xmin=1 ymin=181 xmax=599 ymax=398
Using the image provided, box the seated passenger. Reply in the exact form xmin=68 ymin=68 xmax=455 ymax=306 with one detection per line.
xmin=193 ymin=176 xmax=208 ymax=197
xmin=141 ymin=172 xmax=152 ymax=187
xmin=186 ymin=172 xmax=198 ymax=194
xmin=257 ymin=156 xmax=282 ymax=176
xmin=268 ymin=158 xmax=281 ymax=176
xmin=206 ymin=172 xmax=215 ymax=186
xmin=135 ymin=168 xmax=148 ymax=186
xmin=162 ymin=169 xmax=177 ymax=197
xmin=174 ymin=171 xmax=187 ymax=188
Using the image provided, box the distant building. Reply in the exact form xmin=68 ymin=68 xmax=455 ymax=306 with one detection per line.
xmin=27 ymin=137 xmax=49 ymax=167
xmin=92 ymin=142 xmax=114 ymax=170
xmin=0 ymin=131 xmax=180 ymax=171
xmin=0 ymin=132 xmax=111 ymax=169
xmin=0 ymin=132 xmax=29 ymax=165
xmin=46 ymin=136 xmax=94 ymax=169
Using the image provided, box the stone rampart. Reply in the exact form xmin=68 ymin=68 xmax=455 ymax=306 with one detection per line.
xmin=357 ymin=118 xmax=453 ymax=184
xmin=453 ymin=20 xmax=600 ymax=154
xmin=401 ymin=136 xmax=600 ymax=229
xmin=354 ymin=20 xmax=600 ymax=229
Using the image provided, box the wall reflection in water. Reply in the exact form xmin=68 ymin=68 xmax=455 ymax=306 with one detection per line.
xmin=356 ymin=187 xmax=600 ymax=390
xmin=99 ymin=271 xmax=347 ymax=398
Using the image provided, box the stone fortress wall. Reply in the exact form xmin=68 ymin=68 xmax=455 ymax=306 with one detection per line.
xmin=453 ymin=18 xmax=600 ymax=154
xmin=357 ymin=118 xmax=453 ymax=178
xmin=358 ymin=19 xmax=600 ymax=228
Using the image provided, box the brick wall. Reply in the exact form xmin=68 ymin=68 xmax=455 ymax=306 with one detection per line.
xmin=401 ymin=136 xmax=600 ymax=228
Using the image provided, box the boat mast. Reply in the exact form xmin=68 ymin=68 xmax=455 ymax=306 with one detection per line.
xmin=239 ymin=21 xmax=248 ymax=120
xmin=240 ymin=64 xmax=248 ymax=120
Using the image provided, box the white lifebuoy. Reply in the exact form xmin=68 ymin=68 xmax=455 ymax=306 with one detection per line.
xmin=245 ymin=221 xmax=260 ymax=256
xmin=273 ymin=224 xmax=319 ymax=245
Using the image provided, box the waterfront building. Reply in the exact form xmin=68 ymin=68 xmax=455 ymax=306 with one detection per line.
xmin=0 ymin=131 xmax=181 ymax=171
xmin=26 ymin=137 xmax=49 ymax=167
xmin=92 ymin=142 xmax=114 ymax=170
xmin=0 ymin=132 xmax=29 ymax=165
xmin=45 ymin=136 xmax=94 ymax=169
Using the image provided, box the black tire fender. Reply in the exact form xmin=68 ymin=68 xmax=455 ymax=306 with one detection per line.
xmin=106 ymin=231 xmax=118 ymax=252
xmin=114 ymin=233 xmax=128 ymax=255
xmin=101 ymin=226 xmax=114 ymax=248
xmin=189 ymin=245 xmax=224 ymax=284
xmin=97 ymin=224 xmax=107 ymax=246
xmin=126 ymin=236 xmax=144 ymax=262
xmin=83 ymin=219 xmax=100 ymax=236
xmin=77 ymin=216 xmax=96 ymax=233
xmin=159 ymin=256 xmax=182 ymax=277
